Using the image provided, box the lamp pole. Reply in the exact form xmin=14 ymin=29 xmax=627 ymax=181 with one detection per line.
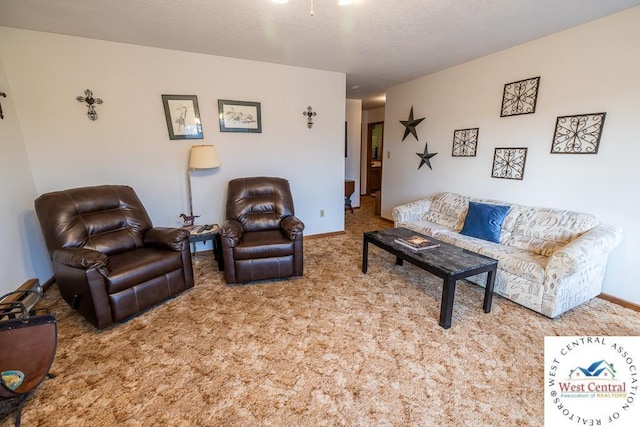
xmin=187 ymin=168 xmax=195 ymax=217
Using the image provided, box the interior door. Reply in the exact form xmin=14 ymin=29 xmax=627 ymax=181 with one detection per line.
xmin=367 ymin=121 xmax=384 ymax=195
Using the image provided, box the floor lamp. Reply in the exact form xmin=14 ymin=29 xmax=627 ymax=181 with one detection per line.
xmin=184 ymin=145 xmax=221 ymax=225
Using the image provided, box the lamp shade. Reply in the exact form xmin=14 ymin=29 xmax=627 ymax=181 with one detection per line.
xmin=189 ymin=145 xmax=221 ymax=170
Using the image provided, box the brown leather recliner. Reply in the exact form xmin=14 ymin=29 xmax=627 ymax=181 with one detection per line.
xmin=34 ymin=185 xmax=194 ymax=329
xmin=220 ymin=177 xmax=304 ymax=284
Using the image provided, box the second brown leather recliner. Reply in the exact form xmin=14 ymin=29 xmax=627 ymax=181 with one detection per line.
xmin=220 ymin=177 xmax=304 ymax=284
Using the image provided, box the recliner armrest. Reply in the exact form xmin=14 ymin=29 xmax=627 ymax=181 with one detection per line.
xmin=52 ymin=248 xmax=111 ymax=277
xmin=221 ymin=219 xmax=243 ymax=247
xmin=144 ymin=227 xmax=190 ymax=252
xmin=281 ymin=216 xmax=305 ymax=240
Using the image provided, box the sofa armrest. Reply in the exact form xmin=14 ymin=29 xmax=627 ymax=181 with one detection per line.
xmin=220 ymin=219 xmax=243 ymax=248
xmin=546 ymin=224 xmax=623 ymax=278
xmin=52 ymin=248 xmax=111 ymax=277
xmin=392 ymin=197 xmax=433 ymax=226
xmin=144 ymin=227 xmax=190 ymax=252
xmin=281 ymin=216 xmax=305 ymax=240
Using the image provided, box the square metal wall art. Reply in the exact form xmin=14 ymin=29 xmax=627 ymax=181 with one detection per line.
xmin=452 ymin=128 xmax=479 ymax=157
xmin=500 ymin=76 xmax=540 ymax=117
xmin=491 ymin=147 xmax=528 ymax=180
xmin=551 ymin=112 xmax=606 ymax=154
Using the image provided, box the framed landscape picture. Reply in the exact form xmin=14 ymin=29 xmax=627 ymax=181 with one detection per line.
xmin=218 ymin=99 xmax=262 ymax=133
xmin=161 ymin=95 xmax=203 ymax=140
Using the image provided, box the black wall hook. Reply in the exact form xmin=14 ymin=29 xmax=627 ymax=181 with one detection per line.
xmin=0 ymin=92 xmax=6 ymax=119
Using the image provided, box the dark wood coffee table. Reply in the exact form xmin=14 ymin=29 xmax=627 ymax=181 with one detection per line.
xmin=362 ymin=227 xmax=498 ymax=329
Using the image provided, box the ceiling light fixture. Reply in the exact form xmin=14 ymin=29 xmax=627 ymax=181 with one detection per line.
xmin=272 ymin=0 xmax=352 ymax=16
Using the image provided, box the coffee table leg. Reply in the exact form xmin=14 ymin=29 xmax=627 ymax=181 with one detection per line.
xmin=395 ymin=256 xmax=404 ymax=266
xmin=362 ymin=238 xmax=369 ymax=273
xmin=439 ymin=276 xmax=455 ymax=329
xmin=483 ymin=267 xmax=496 ymax=313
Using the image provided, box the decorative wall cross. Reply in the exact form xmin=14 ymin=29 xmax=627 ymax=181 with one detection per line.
xmin=303 ymin=106 xmax=316 ymax=128
xmin=76 ymin=89 xmax=103 ymax=121
xmin=0 ymin=91 xmax=6 ymax=120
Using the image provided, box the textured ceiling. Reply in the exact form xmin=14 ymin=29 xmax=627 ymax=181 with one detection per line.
xmin=1 ymin=0 xmax=638 ymax=109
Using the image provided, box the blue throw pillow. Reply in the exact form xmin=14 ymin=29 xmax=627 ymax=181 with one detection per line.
xmin=460 ymin=201 xmax=510 ymax=243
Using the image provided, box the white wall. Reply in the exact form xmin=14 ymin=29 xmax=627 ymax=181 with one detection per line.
xmin=0 ymin=51 xmax=49 ymax=295
xmin=383 ymin=7 xmax=640 ymax=304
xmin=0 ymin=27 xmax=346 ymax=284
xmin=345 ymin=99 xmax=362 ymax=208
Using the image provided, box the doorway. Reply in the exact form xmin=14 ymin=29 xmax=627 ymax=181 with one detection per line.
xmin=366 ymin=121 xmax=383 ymax=195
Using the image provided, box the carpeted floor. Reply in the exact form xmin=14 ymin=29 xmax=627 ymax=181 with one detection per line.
xmin=4 ymin=197 xmax=640 ymax=426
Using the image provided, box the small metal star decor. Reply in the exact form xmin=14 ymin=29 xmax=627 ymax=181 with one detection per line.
xmin=303 ymin=106 xmax=316 ymax=128
xmin=416 ymin=141 xmax=438 ymax=170
xmin=76 ymin=89 xmax=103 ymax=121
xmin=399 ymin=106 xmax=425 ymax=141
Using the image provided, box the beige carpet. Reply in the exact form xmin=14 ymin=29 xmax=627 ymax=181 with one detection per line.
xmin=4 ymin=197 xmax=639 ymax=426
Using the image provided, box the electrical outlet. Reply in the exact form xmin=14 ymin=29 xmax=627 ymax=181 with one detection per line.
xmin=320 ymin=209 xmax=325 ymax=217
xmin=387 ymin=151 xmax=391 ymax=159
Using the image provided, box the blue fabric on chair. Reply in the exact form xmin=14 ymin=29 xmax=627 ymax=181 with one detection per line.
xmin=460 ymin=201 xmax=510 ymax=243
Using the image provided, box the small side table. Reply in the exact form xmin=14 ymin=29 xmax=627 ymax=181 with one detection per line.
xmin=187 ymin=225 xmax=223 ymax=271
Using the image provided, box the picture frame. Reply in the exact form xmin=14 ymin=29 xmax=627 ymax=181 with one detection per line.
xmin=452 ymin=128 xmax=479 ymax=157
xmin=161 ymin=95 xmax=203 ymax=140
xmin=551 ymin=112 xmax=606 ymax=154
xmin=491 ymin=147 xmax=528 ymax=180
xmin=218 ymin=99 xmax=262 ymax=133
xmin=500 ymin=76 xmax=540 ymax=117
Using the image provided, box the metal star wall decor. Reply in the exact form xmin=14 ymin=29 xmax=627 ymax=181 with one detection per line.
xmin=416 ymin=141 xmax=438 ymax=170
xmin=76 ymin=89 xmax=103 ymax=121
xmin=399 ymin=106 xmax=425 ymax=141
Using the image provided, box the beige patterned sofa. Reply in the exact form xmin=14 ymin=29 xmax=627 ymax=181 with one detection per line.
xmin=392 ymin=192 xmax=623 ymax=318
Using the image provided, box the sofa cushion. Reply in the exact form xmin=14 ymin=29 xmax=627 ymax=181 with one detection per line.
xmin=460 ymin=201 xmax=510 ymax=243
xmin=421 ymin=193 xmax=469 ymax=231
xmin=507 ymin=208 xmax=598 ymax=256
xmin=436 ymin=230 xmax=546 ymax=284
xmin=395 ymin=220 xmax=456 ymax=238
